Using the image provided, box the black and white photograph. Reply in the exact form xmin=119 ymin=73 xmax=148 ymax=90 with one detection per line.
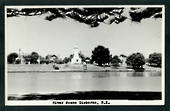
xmin=5 ymin=5 xmax=165 ymax=105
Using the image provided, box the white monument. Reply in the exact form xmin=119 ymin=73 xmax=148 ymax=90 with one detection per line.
xmin=71 ymin=46 xmax=82 ymax=64
xmin=18 ymin=48 xmax=24 ymax=64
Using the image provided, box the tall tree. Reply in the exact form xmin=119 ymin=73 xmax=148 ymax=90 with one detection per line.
xmin=30 ymin=52 xmax=39 ymax=64
xmin=91 ymin=45 xmax=111 ymax=66
xmin=7 ymin=52 xmax=18 ymax=64
xmin=148 ymin=53 xmax=162 ymax=67
xmin=126 ymin=52 xmax=145 ymax=69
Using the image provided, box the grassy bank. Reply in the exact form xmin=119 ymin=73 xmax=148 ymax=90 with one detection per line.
xmin=8 ymin=91 xmax=161 ymax=100
xmin=7 ymin=64 xmax=161 ymax=73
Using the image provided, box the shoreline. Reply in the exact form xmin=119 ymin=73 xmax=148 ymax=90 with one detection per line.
xmin=7 ymin=64 xmax=161 ymax=73
xmin=8 ymin=69 xmax=161 ymax=73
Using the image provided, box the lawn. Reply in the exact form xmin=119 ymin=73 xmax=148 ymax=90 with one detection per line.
xmin=7 ymin=63 xmax=161 ymax=72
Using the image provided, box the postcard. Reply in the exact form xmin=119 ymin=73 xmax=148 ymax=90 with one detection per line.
xmin=5 ymin=5 xmax=165 ymax=105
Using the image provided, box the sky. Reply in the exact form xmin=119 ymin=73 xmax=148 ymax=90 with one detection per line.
xmin=6 ymin=10 xmax=162 ymax=59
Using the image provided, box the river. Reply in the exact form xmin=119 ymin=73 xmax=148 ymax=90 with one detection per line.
xmin=7 ymin=72 xmax=161 ymax=94
xmin=7 ymin=71 xmax=161 ymax=95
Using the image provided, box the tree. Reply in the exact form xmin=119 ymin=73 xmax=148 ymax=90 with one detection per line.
xmin=62 ymin=54 xmax=74 ymax=64
xmin=63 ymin=57 xmax=70 ymax=63
xmin=51 ymin=55 xmax=59 ymax=63
xmin=23 ymin=55 xmax=31 ymax=64
xmin=56 ymin=59 xmax=64 ymax=64
xmin=111 ymin=55 xmax=122 ymax=67
xmin=7 ymin=7 xmax=162 ymax=28
xmin=39 ymin=56 xmax=46 ymax=64
xmin=45 ymin=55 xmax=51 ymax=63
xmin=79 ymin=52 xmax=86 ymax=62
xmin=148 ymin=53 xmax=161 ymax=67
xmin=30 ymin=52 xmax=39 ymax=64
xmin=69 ymin=54 xmax=74 ymax=62
xmin=126 ymin=52 xmax=145 ymax=69
xmin=7 ymin=52 xmax=18 ymax=64
xmin=91 ymin=45 xmax=111 ymax=66
xmin=45 ymin=54 xmax=59 ymax=64
xmin=15 ymin=59 xmax=21 ymax=64
xmin=120 ymin=54 xmax=126 ymax=58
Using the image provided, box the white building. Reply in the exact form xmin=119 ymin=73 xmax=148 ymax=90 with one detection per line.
xmin=71 ymin=46 xmax=82 ymax=64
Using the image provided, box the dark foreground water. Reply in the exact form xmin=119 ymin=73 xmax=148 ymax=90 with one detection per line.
xmin=8 ymin=71 xmax=161 ymax=96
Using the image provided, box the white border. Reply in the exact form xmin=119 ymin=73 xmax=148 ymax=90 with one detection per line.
xmin=5 ymin=5 xmax=165 ymax=106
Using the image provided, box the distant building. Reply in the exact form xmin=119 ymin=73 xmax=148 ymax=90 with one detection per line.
xmin=46 ymin=55 xmax=58 ymax=63
xmin=85 ymin=57 xmax=91 ymax=64
xmin=71 ymin=46 xmax=82 ymax=64
xmin=120 ymin=54 xmax=127 ymax=66
xmin=37 ymin=57 xmax=40 ymax=64
xmin=17 ymin=48 xmax=25 ymax=64
xmin=17 ymin=49 xmax=40 ymax=64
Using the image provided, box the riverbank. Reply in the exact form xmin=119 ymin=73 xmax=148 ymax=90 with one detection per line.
xmin=7 ymin=64 xmax=161 ymax=73
xmin=8 ymin=91 xmax=161 ymax=100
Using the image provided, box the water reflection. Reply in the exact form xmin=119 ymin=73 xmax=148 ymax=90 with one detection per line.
xmin=91 ymin=71 xmax=161 ymax=78
xmin=8 ymin=71 xmax=162 ymax=95
xmin=128 ymin=72 xmax=144 ymax=77
xmin=127 ymin=71 xmax=161 ymax=77
xmin=92 ymin=72 xmax=111 ymax=78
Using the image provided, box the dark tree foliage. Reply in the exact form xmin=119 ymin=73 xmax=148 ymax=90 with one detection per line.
xmin=51 ymin=55 xmax=59 ymax=63
xmin=111 ymin=55 xmax=122 ymax=67
xmin=148 ymin=53 xmax=162 ymax=67
xmin=79 ymin=52 xmax=86 ymax=62
xmin=129 ymin=8 xmax=162 ymax=22
xmin=62 ymin=54 xmax=74 ymax=63
xmin=126 ymin=52 xmax=145 ymax=69
xmin=30 ymin=52 xmax=39 ymax=64
xmin=45 ymin=55 xmax=51 ymax=63
xmin=69 ymin=54 xmax=74 ymax=60
xmin=7 ymin=52 xmax=18 ymax=64
xmin=45 ymin=54 xmax=58 ymax=63
xmin=53 ymin=64 xmax=59 ymax=70
xmin=15 ymin=59 xmax=21 ymax=64
xmin=91 ymin=45 xmax=111 ymax=66
xmin=23 ymin=55 xmax=31 ymax=64
xmin=39 ymin=56 xmax=46 ymax=64
xmin=63 ymin=57 xmax=70 ymax=63
xmin=120 ymin=54 xmax=126 ymax=58
xmin=6 ymin=7 xmax=162 ymax=27
xmin=56 ymin=59 xmax=64 ymax=64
